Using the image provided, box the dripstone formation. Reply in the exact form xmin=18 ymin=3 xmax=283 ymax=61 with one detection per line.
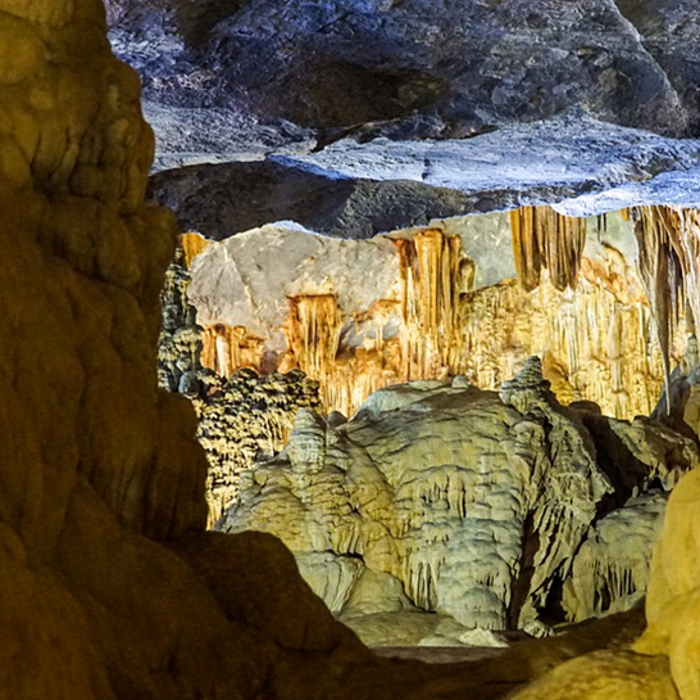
xmin=0 ymin=3 xmax=373 ymax=698
xmin=220 ymin=359 xmax=696 ymax=643
xmin=158 ymin=235 xmax=324 ymax=523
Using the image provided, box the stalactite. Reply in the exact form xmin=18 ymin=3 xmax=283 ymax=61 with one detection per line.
xmin=172 ymin=218 xmax=689 ymax=425
xmin=627 ymin=205 xmax=700 ymax=412
xmin=459 ymin=252 xmax=678 ymax=419
xmin=630 ymin=206 xmax=683 ymax=402
xmin=286 ymin=293 xmax=343 ymax=379
xmin=394 ymin=229 xmax=463 ymax=380
xmin=200 ymin=325 xmax=265 ymax=378
xmin=510 ymin=206 xmax=587 ymax=292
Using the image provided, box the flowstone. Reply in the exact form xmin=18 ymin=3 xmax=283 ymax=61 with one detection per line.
xmin=220 ymin=358 xmax=697 ymax=640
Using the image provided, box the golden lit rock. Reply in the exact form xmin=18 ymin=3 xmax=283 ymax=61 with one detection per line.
xmin=508 ymin=650 xmax=679 ymax=700
xmin=0 ymin=4 xmax=371 ymax=698
xmin=634 ymin=467 xmax=700 ymax=700
xmin=182 ymin=216 xmax=678 ymax=423
xmin=510 ymin=205 xmax=587 ymax=292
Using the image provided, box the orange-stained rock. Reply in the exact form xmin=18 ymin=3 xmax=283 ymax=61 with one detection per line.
xmin=4 ymin=2 xmax=700 ymax=699
xmin=182 ymin=217 xmax=680 ymax=425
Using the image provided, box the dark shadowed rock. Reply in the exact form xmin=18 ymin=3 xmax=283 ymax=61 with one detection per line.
xmin=147 ymin=159 xmax=479 ymax=239
xmin=147 ymin=115 xmax=700 ymax=241
xmin=202 ymin=0 xmax=687 ymax=135
xmin=109 ymin=0 xmax=692 ymax=146
xmin=616 ymin=0 xmax=700 ymax=134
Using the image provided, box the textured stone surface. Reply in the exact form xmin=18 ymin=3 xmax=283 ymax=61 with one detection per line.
xmin=9 ymin=2 xmax=700 ymax=699
xmin=110 ymin=0 xmax=688 ymax=137
xmin=0 ymin=4 xmax=374 ymax=698
xmin=617 ymin=0 xmax=700 ymax=134
xmin=272 ymin=117 xmax=700 ymax=211
xmin=148 ymin=159 xmax=479 ymax=240
xmin=147 ymin=115 xmax=700 ymax=235
xmin=634 ymin=467 xmax=700 ymax=700
xmin=220 ymin=361 xmax=696 ymax=635
xmin=562 ymin=492 xmax=668 ymax=622
xmin=194 ymin=369 xmax=322 ymax=524
xmin=158 ymin=242 xmax=323 ymax=523
xmin=508 ymin=650 xmax=679 ymax=700
xmin=179 ymin=219 xmax=678 ymax=423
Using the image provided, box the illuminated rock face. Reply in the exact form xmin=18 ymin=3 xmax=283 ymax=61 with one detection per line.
xmin=171 ymin=213 xmax=689 ymax=524
xmin=220 ymin=359 xmax=696 ymax=634
xmin=635 ymin=468 xmax=700 ymax=700
xmin=183 ymin=216 xmax=676 ymax=425
xmin=562 ymin=492 xmax=667 ymax=622
xmin=194 ymin=369 xmax=322 ymax=525
xmin=158 ymin=246 xmax=326 ymax=524
xmin=9 ymin=2 xmax=700 ymax=699
xmin=461 ymin=260 xmax=675 ymax=420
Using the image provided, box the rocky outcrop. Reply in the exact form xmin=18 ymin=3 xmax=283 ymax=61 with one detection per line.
xmin=146 ymin=115 xmax=700 ymax=235
xmin=158 ymin=233 xmax=326 ymax=523
xmin=146 ymin=113 xmax=700 ymax=224
xmin=562 ymin=492 xmax=668 ymax=622
xmin=510 ymin=451 xmax=700 ymax=700
xmin=194 ymin=369 xmax=322 ymax=524
xmin=220 ymin=360 xmax=697 ymax=636
xmin=617 ymin=0 xmax=700 ymax=134
xmin=634 ymin=467 xmax=700 ymax=699
xmin=0 ymin=3 xmax=373 ymax=698
xmin=148 ymin=159 xmax=479 ymax=240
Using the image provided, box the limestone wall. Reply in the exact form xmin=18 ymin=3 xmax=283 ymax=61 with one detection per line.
xmin=0 ymin=3 xmax=370 ymax=698
xmin=5 ymin=2 xmax=700 ymax=699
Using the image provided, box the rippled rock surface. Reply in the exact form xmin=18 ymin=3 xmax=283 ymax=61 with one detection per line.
xmin=220 ymin=362 xmax=697 ymax=639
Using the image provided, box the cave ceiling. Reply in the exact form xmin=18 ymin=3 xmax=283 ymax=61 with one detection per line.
xmin=108 ymin=0 xmax=700 ymax=259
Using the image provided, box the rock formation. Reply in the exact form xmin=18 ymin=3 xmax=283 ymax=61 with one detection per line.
xmin=194 ymin=369 xmax=322 ymax=524
xmin=616 ymin=0 xmax=700 ymax=134
xmin=634 ymin=466 xmax=700 ymax=699
xmin=220 ymin=359 xmax=697 ymax=642
xmin=0 ymin=3 xmax=374 ymax=698
xmin=9 ymin=2 xmax=700 ymax=699
xmin=178 ymin=217 xmax=678 ymax=425
xmin=109 ymin=0 xmax=690 ymax=139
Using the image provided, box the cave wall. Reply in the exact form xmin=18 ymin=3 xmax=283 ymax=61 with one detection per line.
xmin=0 ymin=3 xmax=373 ymax=698
xmin=109 ymin=0 xmax=690 ymax=137
xmin=179 ymin=218 xmax=677 ymax=422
